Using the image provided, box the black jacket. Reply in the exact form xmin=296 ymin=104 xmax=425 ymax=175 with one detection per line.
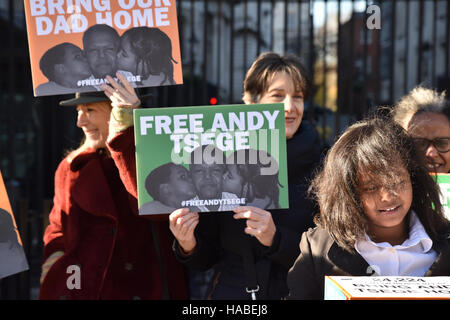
xmin=286 ymin=225 xmax=450 ymax=300
xmin=174 ymin=121 xmax=322 ymax=299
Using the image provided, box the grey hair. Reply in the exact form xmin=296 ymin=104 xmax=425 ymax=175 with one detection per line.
xmin=392 ymin=86 xmax=447 ymax=129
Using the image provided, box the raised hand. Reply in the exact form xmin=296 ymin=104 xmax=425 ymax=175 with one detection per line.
xmin=101 ymin=72 xmax=141 ymax=109
xmin=169 ymin=208 xmax=199 ymax=255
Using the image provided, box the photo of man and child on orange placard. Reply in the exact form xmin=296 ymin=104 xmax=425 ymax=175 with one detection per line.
xmin=24 ymin=0 xmax=182 ymax=96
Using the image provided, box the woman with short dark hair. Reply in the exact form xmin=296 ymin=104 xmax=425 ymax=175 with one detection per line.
xmin=169 ymin=52 xmax=323 ymax=299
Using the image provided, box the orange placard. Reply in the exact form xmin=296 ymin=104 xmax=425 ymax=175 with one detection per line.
xmin=0 ymin=171 xmax=13 ymax=215
xmin=325 ymin=276 xmax=450 ymax=300
xmin=0 ymin=170 xmax=29 ymax=278
xmin=24 ymin=0 xmax=182 ymax=97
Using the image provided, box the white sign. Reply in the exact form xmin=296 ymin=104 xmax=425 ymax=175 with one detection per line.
xmin=325 ymin=276 xmax=450 ymax=300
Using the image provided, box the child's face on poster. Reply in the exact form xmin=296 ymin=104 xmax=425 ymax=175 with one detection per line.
xmin=117 ymin=37 xmax=139 ymax=74
xmin=223 ymin=165 xmax=244 ymax=196
xmin=63 ymin=45 xmax=91 ymax=80
xmin=357 ymin=165 xmax=413 ymax=237
xmin=166 ymin=165 xmax=196 ymax=202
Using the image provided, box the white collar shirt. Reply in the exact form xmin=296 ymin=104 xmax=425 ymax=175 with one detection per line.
xmin=355 ymin=211 xmax=438 ymax=276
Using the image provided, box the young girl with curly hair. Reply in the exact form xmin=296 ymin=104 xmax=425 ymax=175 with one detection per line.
xmin=287 ymin=117 xmax=450 ymax=300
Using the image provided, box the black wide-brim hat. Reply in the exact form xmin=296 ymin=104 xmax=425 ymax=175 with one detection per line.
xmin=59 ymin=91 xmax=153 ymax=107
xmin=59 ymin=91 xmax=109 ymax=107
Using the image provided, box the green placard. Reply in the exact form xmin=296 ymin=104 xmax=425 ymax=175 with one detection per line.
xmin=433 ymin=174 xmax=450 ymax=221
xmin=134 ymin=103 xmax=288 ymax=214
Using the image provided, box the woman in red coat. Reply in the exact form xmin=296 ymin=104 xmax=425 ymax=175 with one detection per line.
xmin=39 ymin=91 xmax=187 ymax=300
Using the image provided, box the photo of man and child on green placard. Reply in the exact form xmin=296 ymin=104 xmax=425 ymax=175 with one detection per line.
xmin=134 ymin=103 xmax=288 ymax=215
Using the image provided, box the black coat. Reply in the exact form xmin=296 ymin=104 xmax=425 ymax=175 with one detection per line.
xmin=174 ymin=121 xmax=322 ymax=299
xmin=286 ymin=225 xmax=450 ymax=300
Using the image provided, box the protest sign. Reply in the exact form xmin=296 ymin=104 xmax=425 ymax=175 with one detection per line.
xmin=0 ymin=171 xmax=29 ymax=279
xmin=325 ymin=276 xmax=450 ymax=300
xmin=134 ymin=103 xmax=288 ymax=215
xmin=24 ymin=0 xmax=182 ymax=97
xmin=431 ymin=173 xmax=450 ymax=220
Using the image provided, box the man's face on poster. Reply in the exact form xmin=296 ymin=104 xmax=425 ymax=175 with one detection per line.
xmin=190 ymin=163 xmax=224 ymax=199
xmin=84 ymin=30 xmax=119 ymax=78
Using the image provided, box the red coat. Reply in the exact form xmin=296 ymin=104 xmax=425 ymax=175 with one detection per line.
xmin=40 ymin=128 xmax=188 ymax=300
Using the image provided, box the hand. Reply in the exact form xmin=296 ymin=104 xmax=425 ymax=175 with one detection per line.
xmin=169 ymin=208 xmax=199 ymax=255
xmin=101 ymin=72 xmax=141 ymax=109
xmin=233 ymin=206 xmax=276 ymax=247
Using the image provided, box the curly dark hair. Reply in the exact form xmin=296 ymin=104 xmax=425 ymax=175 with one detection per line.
xmin=310 ymin=117 xmax=448 ymax=253
xmin=226 ymin=149 xmax=282 ymax=209
xmin=120 ymin=27 xmax=177 ymax=85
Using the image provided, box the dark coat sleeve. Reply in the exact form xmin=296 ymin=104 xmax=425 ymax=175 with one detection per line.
xmin=173 ymin=212 xmax=221 ymax=271
xmin=264 ymin=181 xmax=318 ymax=270
xmin=286 ymin=228 xmax=323 ymax=300
xmin=264 ymin=224 xmax=302 ymax=269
